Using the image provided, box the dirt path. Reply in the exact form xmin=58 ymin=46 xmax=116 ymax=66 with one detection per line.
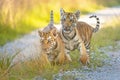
xmin=0 ymin=6 xmax=120 ymax=66
xmin=53 ymin=41 xmax=120 ymax=80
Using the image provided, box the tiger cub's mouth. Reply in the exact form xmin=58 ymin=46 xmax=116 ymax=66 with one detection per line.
xmin=63 ymin=28 xmax=72 ymax=33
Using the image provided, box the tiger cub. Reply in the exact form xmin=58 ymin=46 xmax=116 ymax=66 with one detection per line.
xmin=38 ymin=10 xmax=71 ymax=64
xmin=60 ymin=8 xmax=100 ymax=65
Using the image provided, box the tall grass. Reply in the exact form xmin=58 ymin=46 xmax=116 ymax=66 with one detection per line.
xmin=0 ymin=0 xmax=120 ymax=46
xmin=92 ymin=17 xmax=120 ymax=48
xmin=0 ymin=54 xmax=14 ymax=79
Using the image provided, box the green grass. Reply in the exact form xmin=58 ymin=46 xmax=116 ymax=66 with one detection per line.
xmin=0 ymin=53 xmax=17 ymax=78
xmin=92 ymin=20 xmax=120 ymax=48
xmin=0 ymin=0 xmax=120 ymax=46
xmin=0 ymin=23 xmax=39 ymax=46
xmin=96 ymin=0 xmax=120 ymax=7
xmin=0 ymin=24 xmax=17 ymax=46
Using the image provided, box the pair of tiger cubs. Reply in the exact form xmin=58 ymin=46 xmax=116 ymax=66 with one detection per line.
xmin=38 ymin=8 xmax=100 ymax=65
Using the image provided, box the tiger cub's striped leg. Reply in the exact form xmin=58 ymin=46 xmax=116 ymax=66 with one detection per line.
xmin=65 ymin=50 xmax=72 ymax=62
xmin=78 ymin=42 xmax=90 ymax=65
xmin=40 ymin=52 xmax=51 ymax=65
xmin=57 ymin=52 xmax=72 ymax=64
xmin=85 ymin=41 xmax=91 ymax=54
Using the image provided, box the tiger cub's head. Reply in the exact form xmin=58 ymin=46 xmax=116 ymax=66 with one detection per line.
xmin=38 ymin=28 xmax=58 ymax=60
xmin=60 ymin=8 xmax=80 ymax=33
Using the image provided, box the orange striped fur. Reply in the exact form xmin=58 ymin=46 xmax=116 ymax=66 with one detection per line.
xmin=60 ymin=8 xmax=100 ymax=65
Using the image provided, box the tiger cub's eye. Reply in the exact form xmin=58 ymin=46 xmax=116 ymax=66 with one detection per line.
xmin=62 ymin=15 xmax=66 ymax=21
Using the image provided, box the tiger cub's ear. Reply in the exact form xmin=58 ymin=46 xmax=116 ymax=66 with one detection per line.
xmin=38 ymin=30 xmax=43 ymax=37
xmin=50 ymin=28 xmax=58 ymax=38
xmin=74 ymin=10 xmax=80 ymax=20
xmin=60 ymin=8 xmax=65 ymax=16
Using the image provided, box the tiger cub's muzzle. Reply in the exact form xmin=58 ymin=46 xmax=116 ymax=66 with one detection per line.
xmin=64 ymin=26 xmax=72 ymax=31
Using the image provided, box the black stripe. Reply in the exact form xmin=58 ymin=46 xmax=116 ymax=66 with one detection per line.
xmin=85 ymin=43 xmax=90 ymax=49
xmin=78 ymin=42 xmax=81 ymax=46
xmin=64 ymin=42 xmax=68 ymax=44
xmin=97 ymin=21 xmax=100 ymax=24
xmin=65 ymin=46 xmax=70 ymax=50
xmin=94 ymin=15 xmax=97 ymax=17
xmin=77 ymin=42 xmax=81 ymax=51
xmin=96 ymin=18 xmax=99 ymax=20
xmin=62 ymin=29 xmax=69 ymax=40
xmin=96 ymin=24 xmax=99 ymax=27
xmin=86 ymin=46 xmax=90 ymax=49
xmin=74 ymin=39 xmax=79 ymax=42
xmin=71 ymin=30 xmax=76 ymax=39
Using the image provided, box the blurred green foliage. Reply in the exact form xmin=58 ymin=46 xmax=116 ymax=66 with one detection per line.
xmin=0 ymin=0 xmax=120 ymax=46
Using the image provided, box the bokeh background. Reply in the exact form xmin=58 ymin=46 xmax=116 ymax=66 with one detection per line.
xmin=1 ymin=1 xmax=120 ymax=80
xmin=0 ymin=0 xmax=120 ymax=46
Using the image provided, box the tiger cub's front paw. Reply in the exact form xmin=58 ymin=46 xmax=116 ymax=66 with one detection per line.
xmin=80 ymin=54 xmax=90 ymax=65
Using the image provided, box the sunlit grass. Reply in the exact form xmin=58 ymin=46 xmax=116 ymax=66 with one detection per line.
xmin=0 ymin=0 xmax=120 ymax=46
xmin=92 ymin=17 xmax=120 ymax=48
xmin=0 ymin=24 xmax=18 ymax=46
xmin=0 ymin=54 xmax=82 ymax=80
xmin=0 ymin=53 xmax=16 ymax=79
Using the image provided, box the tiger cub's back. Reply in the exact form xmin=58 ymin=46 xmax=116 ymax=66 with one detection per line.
xmin=76 ymin=21 xmax=93 ymax=42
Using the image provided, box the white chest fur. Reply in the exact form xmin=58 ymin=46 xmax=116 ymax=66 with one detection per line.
xmin=62 ymin=31 xmax=81 ymax=51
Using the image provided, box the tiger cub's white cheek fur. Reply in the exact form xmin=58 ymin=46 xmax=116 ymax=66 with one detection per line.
xmin=40 ymin=37 xmax=44 ymax=41
xmin=48 ymin=36 xmax=51 ymax=40
xmin=51 ymin=41 xmax=56 ymax=49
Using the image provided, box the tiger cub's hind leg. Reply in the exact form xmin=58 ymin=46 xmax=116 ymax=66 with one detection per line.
xmin=85 ymin=41 xmax=91 ymax=54
xmin=78 ymin=42 xmax=90 ymax=65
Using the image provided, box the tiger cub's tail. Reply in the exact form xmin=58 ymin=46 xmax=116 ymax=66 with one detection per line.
xmin=89 ymin=15 xmax=100 ymax=33
xmin=49 ymin=10 xmax=54 ymax=26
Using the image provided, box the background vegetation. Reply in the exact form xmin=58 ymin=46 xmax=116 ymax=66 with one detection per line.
xmin=0 ymin=0 xmax=120 ymax=46
xmin=0 ymin=0 xmax=120 ymax=79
